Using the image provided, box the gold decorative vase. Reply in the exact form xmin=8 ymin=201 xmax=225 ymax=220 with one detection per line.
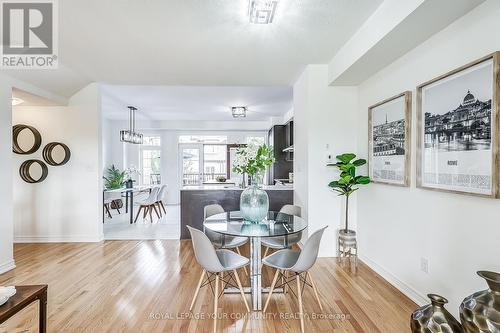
xmin=411 ymin=294 xmax=464 ymax=333
xmin=459 ymin=271 xmax=500 ymax=333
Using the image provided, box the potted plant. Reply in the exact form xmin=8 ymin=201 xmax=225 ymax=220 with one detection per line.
xmin=232 ymin=144 xmax=275 ymax=223
xmin=327 ymin=153 xmax=370 ymax=240
xmin=103 ymin=165 xmax=126 ymax=190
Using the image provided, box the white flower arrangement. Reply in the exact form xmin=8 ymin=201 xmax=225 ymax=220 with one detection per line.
xmin=232 ymin=143 xmax=275 ymax=177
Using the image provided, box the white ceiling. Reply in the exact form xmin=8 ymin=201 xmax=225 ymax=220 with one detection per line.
xmin=2 ymin=0 xmax=383 ymax=98
xmin=102 ymin=85 xmax=292 ymax=121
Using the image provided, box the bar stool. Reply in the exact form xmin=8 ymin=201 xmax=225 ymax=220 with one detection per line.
xmin=262 ymin=226 xmax=328 ymax=333
xmin=187 ymin=226 xmax=250 ymax=333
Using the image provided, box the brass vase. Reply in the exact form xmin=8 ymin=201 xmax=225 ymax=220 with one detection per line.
xmin=411 ymin=294 xmax=464 ymax=333
xmin=459 ymin=271 xmax=500 ymax=333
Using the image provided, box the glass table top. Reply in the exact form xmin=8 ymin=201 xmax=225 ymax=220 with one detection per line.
xmin=204 ymin=211 xmax=308 ymax=238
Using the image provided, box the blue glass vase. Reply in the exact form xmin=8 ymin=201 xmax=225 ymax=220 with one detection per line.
xmin=240 ymin=173 xmax=269 ymax=223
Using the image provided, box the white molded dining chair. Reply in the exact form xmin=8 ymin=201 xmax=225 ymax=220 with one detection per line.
xmin=263 ymin=226 xmax=328 ymax=333
xmin=203 ymin=204 xmax=249 ymax=276
xmin=155 ymin=185 xmax=167 ymax=216
xmin=134 ymin=187 xmax=160 ymax=223
xmin=262 ymin=205 xmax=303 ymax=257
xmin=187 ymin=226 xmax=250 ymax=333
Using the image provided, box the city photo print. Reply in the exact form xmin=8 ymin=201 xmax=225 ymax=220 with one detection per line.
xmin=368 ymin=91 xmax=412 ymax=186
xmin=417 ymin=52 xmax=500 ymax=197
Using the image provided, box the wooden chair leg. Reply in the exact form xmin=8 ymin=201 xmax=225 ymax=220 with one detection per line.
xmin=156 ymin=203 xmax=162 ymax=217
xmin=117 ymin=208 xmax=121 ymax=215
xmin=143 ymin=206 xmax=149 ymax=219
xmin=134 ymin=206 xmax=143 ymax=223
xmin=160 ymin=201 xmax=167 ymax=214
xmin=213 ymin=273 xmax=219 ymax=333
xmin=189 ymin=269 xmax=205 ymax=311
xmin=297 ymin=274 xmax=305 ymax=333
xmin=284 ymin=270 xmax=288 ymax=294
xmin=220 ymin=272 xmax=224 ymax=294
xmin=148 ymin=205 xmax=153 ymax=222
xmin=152 ymin=204 xmax=160 ymax=220
xmin=104 ymin=204 xmax=112 ymax=218
xmin=263 ymin=269 xmax=280 ymax=312
xmin=233 ymin=270 xmax=250 ymax=312
xmin=308 ymin=272 xmax=323 ymax=311
xmin=235 ymin=247 xmax=248 ymax=276
xmin=263 ymin=246 xmax=270 ymax=258
xmin=260 ymin=246 xmax=270 ymax=270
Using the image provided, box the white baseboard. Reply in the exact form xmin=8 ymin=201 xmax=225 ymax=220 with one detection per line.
xmin=14 ymin=235 xmax=104 ymax=243
xmin=359 ymin=254 xmax=427 ymax=306
xmin=0 ymin=259 xmax=16 ymax=275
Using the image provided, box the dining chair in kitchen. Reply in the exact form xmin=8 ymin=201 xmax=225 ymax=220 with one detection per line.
xmin=203 ymin=204 xmax=249 ymax=276
xmin=134 ymin=187 xmax=161 ymax=223
xmin=261 ymin=204 xmax=303 ymax=257
xmin=262 ymin=226 xmax=328 ymax=333
xmin=187 ymin=226 xmax=250 ymax=333
xmin=155 ymin=185 xmax=167 ymax=216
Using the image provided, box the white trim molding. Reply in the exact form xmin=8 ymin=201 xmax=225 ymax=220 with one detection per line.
xmin=14 ymin=235 xmax=104 ymax=243
xmin=359 ymin=254 xmax=428 ymax=306
xmin=0 ymin=260 xmax=16 ymax=275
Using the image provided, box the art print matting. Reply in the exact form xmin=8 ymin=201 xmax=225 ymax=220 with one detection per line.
xmin=416 ymin=52 xmax=500 ymax=198
xmin=368 ymin=92 xmax=412 ymax=186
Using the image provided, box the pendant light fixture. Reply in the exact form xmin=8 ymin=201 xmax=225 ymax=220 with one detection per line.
xmin=120 ymin=106 xmax=143 ymax=144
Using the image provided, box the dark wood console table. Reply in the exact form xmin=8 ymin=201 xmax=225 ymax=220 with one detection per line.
xmin=0 ymin=285 xmax=48 ymax=333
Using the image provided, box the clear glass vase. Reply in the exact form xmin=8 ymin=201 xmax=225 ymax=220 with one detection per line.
xmin=240 ymin=173 xmax=269 ymax=223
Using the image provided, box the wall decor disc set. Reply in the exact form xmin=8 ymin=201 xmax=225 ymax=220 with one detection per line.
xmin=13 ymin=124 xmax=71 ymax=183
xmin=369 ymin=51 xmax=500 ymax=198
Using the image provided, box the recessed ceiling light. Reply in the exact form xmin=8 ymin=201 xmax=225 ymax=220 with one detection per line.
xmin=232 ymin=106 xmax=247 ymax=118
xmin=248 ymin=0 xmax=279 ymax=24
xmin=11 ymin=97 xmax=24 ymax=106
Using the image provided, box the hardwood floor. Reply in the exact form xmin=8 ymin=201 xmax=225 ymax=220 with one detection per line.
xmin=0 ymin=241 xmax=416 ymax=332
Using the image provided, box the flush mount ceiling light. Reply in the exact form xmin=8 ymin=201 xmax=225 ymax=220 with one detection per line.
xmin=120 ymin=106 xmax=144 ymax=144
xmin=231 ymin=106 xmax=247 ymax=118
xmin=11 ymin=97 xmax=24 ymax=106
xmin=248 ymin=0 xmax=279 ymax=24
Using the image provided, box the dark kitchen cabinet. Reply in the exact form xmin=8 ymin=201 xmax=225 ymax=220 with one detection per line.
xmin=267 ymin=123 xmax=293 ymax=185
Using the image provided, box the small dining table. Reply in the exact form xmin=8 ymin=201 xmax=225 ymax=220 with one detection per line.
xmin=204 ymin=211 xmax=308 ymax=311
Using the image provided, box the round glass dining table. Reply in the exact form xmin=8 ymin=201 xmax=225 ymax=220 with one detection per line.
xmin=204 ymin=211 xmax=308 ymax=311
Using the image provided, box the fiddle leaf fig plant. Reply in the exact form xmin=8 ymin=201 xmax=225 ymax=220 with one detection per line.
xmin=328 ymin=153 xmax=370 ymax=232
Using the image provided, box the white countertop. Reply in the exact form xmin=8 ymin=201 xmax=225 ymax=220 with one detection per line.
xmin=181 ymin=185 xmax=294 ymax=191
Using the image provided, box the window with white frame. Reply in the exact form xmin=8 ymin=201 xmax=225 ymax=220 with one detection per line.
xmin=141 ymin=136 xmax=161 ymax=185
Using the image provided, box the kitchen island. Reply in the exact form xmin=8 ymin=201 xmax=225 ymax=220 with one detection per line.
xmin=180 ymin=185 xmax=293 ymax=239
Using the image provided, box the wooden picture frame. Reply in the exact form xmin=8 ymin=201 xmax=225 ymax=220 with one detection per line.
xmin=416 ymin=52 xmax=500 ymax=198
xmin=368 ymin=91 xmax=412 ymax=186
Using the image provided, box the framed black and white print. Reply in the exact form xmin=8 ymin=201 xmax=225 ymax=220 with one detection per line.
xmin=417 ymin=52 xmax=500 ymax=198
xmin=368 ymin=92 xmax=412 ymax=186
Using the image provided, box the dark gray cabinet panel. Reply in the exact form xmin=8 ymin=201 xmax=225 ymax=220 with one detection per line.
xmin=180 ymin=189 xmax=293 ymax=239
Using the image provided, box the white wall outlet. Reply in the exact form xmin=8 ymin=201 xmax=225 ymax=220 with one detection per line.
xmin=420 ymin=257 xmax=429 ymax=274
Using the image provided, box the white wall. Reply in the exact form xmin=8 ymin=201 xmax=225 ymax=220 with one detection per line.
xmin=13 ymin=83 xmax=103 ymax=242
xmin=0 ymin=72 xmax=69 ymax=273
xmin=355 ymin=0 xmax=500 ymax=314
xmin=0 ymin=77 xmax=14 ymax=274
xmin=293 ymin=65 xmax=358 ymax=257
